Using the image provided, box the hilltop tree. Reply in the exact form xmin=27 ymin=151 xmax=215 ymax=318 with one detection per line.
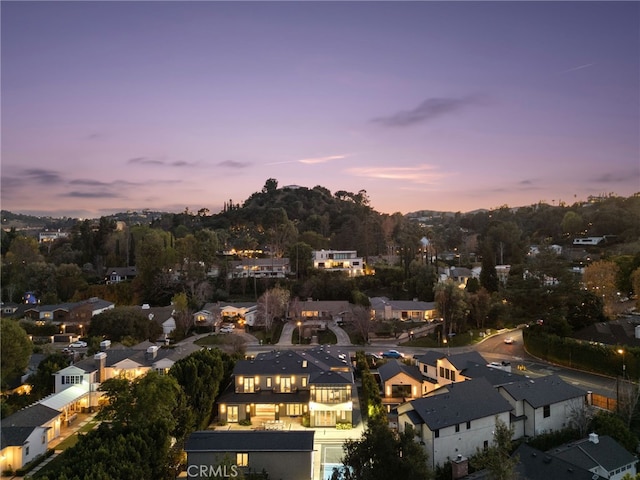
xmin=583 ymin=260 xmax=620 ymax=318
xmin=1 ymin=319 xmax=32 ymax=388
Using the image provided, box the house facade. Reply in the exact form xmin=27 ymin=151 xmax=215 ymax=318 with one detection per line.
xmin=378 ymin=359 xmax=424 ymax=407
xmin=312 ymin=250 xmax=365 ymax=277
xmin=498 ymin=374 xmax=588 ymax=438
xmin=0 ymin=404 xmax=62 ymax=471
xmin=369 ymin=297 xmax=437 ymax=322
xmin=397 ymin=378 xmax=513 ymax=469
xmin=217 ymin=348 xmax=354 ymax=428
xmin=185 ymin=430 xmax=315 ymax=480
xmin=227 ymin=258 xmax=291 ymax=279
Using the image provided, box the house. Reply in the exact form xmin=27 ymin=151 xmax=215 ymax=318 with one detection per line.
xmin=105 ymin=266 xmax=137 ymax=284
xmin=507 ymin=443 xmax=604 ymax=480
xmin=573 ymin=237 xmax=605 ymax=246
xmin=52 ymin=341 xmax=200 ymax=410
xmin=312 ymin=250 xmax=365 ymax=277
xmin=414 ymin=350 xmax=489 ymax=393
xmin=136 ymin=304 xmax=176 ymax=339
xmin=0 ymin=403 xmax=62 ymax=471
xmin=217 ymin=347 xmax=354 ymax=428
xmin=289 ymin=300 xmax=352 ymax=324
xmin=397 ymin=377 xmax=513 ymax=469
xmin=549 ymin=433 xmax=636 ymax=480
xmin=369 ymin=297 xmax=437 ymax=322
xmin=498 ymin=374 xmax=588 ymax=438
xmin=378 ymin=359 xmax=424 ymax=407
xmin=21 ymin=298 xmax=114 ymax=326
xmin=227 ymin=258 xmax=291 ymax=279
xmin=185 ymin=430 xmax=315 ymax=480
xmin=38 ymin=230 xmax=69 ymax=243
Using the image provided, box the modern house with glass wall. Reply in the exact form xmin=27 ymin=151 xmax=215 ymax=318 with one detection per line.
xmin=217 ymin=347 xmax=354 ymax=428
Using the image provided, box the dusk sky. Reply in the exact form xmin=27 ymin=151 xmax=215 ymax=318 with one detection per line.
xmin=2 ymin=1 xmax=639 ymax=219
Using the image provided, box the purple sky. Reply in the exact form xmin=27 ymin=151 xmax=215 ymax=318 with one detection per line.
xmin=2 ymin=1 xmax=639 ymax=218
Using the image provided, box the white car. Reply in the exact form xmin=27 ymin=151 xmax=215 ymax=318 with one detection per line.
xmin=219 ymin=326 xmax=234 ymax=334
xmin=504 ymin=337 xmax=514 ymax=345
xmin=69 ymin=341 xmax=87 ymax=348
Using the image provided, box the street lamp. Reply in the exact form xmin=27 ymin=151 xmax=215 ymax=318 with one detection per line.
xmin=297 ymin=321 xmax=302 ymax=345
xmin=618 ymin=348 xmax=626 ymax=379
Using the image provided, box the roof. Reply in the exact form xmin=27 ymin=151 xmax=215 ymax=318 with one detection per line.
xmin=378 ymin=359 xmax=423 ymax=383
xmin=234 ymin=347 xmax=353 ymax=383
xmin=446 ymin=351 xmax=489 ymax=371
xmin=369 ymin=297 xmax=436 ymax=312
xmin=1 ymin=426 xmax=42 ymax=449
xmin=512 ymin=443 xmax=603 ymax=480
xmin=40 ymin=385 xmax=88 ymax=411
xmin=185 ymin=430 xmax=315 ymax=453
xmin=414 ymin=350 xmax=446 ymax=365
xmin=217 ymin=386 xmax=311 ymax=404
xmin=549 ymin=435 xmax=637 ymax=473
xmin=405 ymin=378 xmax=512 ymax=430
xmin=462 ymin=362 xmax=529 ymax=387
xmin=499 ymin=375 xmax=587 ymax=408
xmin=1 ymin=403 xmax=60 ymax=428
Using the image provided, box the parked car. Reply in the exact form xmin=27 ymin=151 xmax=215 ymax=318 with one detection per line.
xmin=504 ymin=337 xmax=514 ymax=344
xmin=381 ymin=350 xmax=404 ymax=359
xmin=219 ymin=326 xmax=234 ymax=334
xmin=69 ymin=341 xmax=87 ymax=348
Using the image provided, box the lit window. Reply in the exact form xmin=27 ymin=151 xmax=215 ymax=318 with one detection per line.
xmin=237 ymin=453 xmax=248 ymax=467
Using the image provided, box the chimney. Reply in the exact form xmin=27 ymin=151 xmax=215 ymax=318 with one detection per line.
xmin=589 ymin=432 xmax=599 ymax=444
xmin=94 ymin=352 xmax=106 ymax=382
xmin=100 ymin=340 xmax=111 ymax=351
xmin=451 ymin=455 xmax=468 ymax=480
xmin=146 ymin=345 xmax=159 ymax=360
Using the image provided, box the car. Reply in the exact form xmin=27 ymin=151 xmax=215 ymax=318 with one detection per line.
xmin=219 ymin=326 xmax=234 ymax=334
xmin=69 ymin=341 xmax=87 ymax=348
xmin=504 ymin=337 xmax=514 ymax=344
xmin=366 ymin=353 xmax=382 ymax=360
xmin=381 ymin=350 xmax=404 ymax=359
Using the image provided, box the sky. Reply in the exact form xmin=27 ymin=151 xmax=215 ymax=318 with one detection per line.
xmin=1 ymin=1 xmax=639 ymax=219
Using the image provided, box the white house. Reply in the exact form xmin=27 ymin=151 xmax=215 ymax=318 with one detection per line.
xmin=0 ymin=404 xmax=62 ymax=471
xmin=397 ymin=377 xmax=513 ymax=469
xmin=369 ymin=297 xmax=437 ymax=322
xmin=312 ymin=250 xmax=365 ymax=277
xmin=498 ymin=374 xmax=588 ymax=438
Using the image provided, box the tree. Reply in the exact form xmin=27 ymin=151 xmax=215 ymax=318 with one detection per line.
xmin=470 ymin=417 xmax=517 ymax=480
xmin=1 ymin=319 xmax=32 ymax=388
xmin=350 ymin=305 xmax=373 ymax=344
xmin=257 ymin=286 xmax=290 ymax=331
xmin=88 ymin=307 xmax=162 ymax=343
xmin=28 ymin=352 xmax=70 ymax=398
xmin=479 ymin=244 xmax=499 ymax=293
xmin=169 ymin=348 xmax=226 ymax=430
xmin=589 ymin=411 xmax=639 ymax=453
xmin=434 ymin=279 xmax=467 ymax=336
xmin=583 ymin=260 xmax=620 ymax=318
xmin=262 ymin=178 xmax=278 ymax=193
xmin=338 ymin=421 xmax=432 ymax=480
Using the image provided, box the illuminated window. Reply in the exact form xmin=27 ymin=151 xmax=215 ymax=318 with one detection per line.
xmin=237 ymin=453 xmax=248 ymax=467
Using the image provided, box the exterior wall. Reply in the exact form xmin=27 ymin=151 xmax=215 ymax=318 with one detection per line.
xmin=382 ymin=372 xmax=421 ymax=399
xmin=400 ymin=411 xmax=510 ymax=469
xmin=312 ymin=250 xmax=364 ymax=277
xmin=0 ymin=427 xmax=48 ymax=471
xmin=187 ymin=450 xmax=313 ymax=480
xmin=54 ymin=366 xmax=91 ymax=393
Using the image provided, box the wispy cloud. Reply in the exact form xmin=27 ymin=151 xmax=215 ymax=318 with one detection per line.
xmin=266 ymin=154 xmax=348 ymax=166
xmin=299 ymin=154 xmax=346 ymax=165
xmin=23 ymin=168 xmax=63 ymax=184
xmin=128 ymin=157 xmax=198 ymax=167
xmin=347 ymin=164 xmax=448 ymax=184
xmin=218 ymin=160 xmax=252 ymax=169
xmin=372 ymin=95 xmax=488 ymax=127
xmin=559 ymin=63 xmax=595 ymax=74
xmin=64 ymin=191 xmax=121 ymax=199
xmin=590 ymin=170 xmax=639 ymax=183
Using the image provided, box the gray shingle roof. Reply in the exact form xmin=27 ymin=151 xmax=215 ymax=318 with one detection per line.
xmin=407 ymin=378 xmax=513 ymax=430
xmin=185 ymin=430 xmax=315 ymax=452
xmin=550 ymin=435 xmax=637 ymax=473
xmin=500 ymin=375 xmax=587 ymax=408
xmin=462 ymin=362 xmax=529 ymax=387
xmin=1 ymin=403 xmax=60 ymax=428
xmin=513 ymin=443 xmax=603 ymax=480
xmin=0 ymin=426 xmax=39 ymax=449
xmin=378 ymin=359 xmax=423 ymax=383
